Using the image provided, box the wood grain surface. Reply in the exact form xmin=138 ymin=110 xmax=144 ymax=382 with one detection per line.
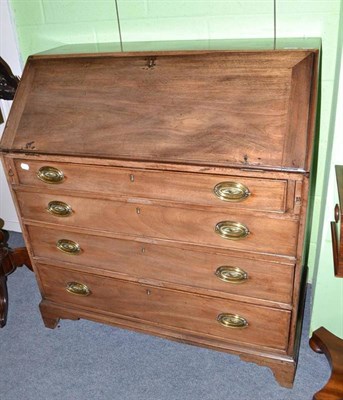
xmin=0 ymin=47 xmax=320 ymax=388
xmin=27 ymin=225 xmax=294 ymax=306
xmin=16 ymin=190 xmax=299 ymax=256
xmin=36 ymin=262 xmax=291 ymax=351
xmin=14 ymin=159 xmax=288 ymax=213
xmin=1 ymin=51 xmax=314 ymax=170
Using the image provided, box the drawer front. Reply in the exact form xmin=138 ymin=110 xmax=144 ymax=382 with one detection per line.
xmin=27 ymin=225 xmax=294 ymax=304
xmin=14 ymin=160 xmax=287 ymax=212
xmin=17 ymin=191 xmax=298 ymax=256
xmin=37 ymin=263 xmax=291 ymax=350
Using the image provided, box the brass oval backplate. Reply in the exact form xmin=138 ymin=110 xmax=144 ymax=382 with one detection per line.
xmin=66 ymin=282 xmax=90 ymax=296
xmin=215 ymin=266 xmax=248 ymax=284
xmin=47 ymin=201 xmax=73 ymax=217
xmin=213 ymin=182 xmax=250 ymax=202
xmin=215 ymin=221 xmax=250 ymax=240
xmin=37 ymin=166 xmax=64 ymax=184
xmin=217 ymin=313 xmax=248 ymax=329
xmin=56 ymin=239 xmax=81 ymax=255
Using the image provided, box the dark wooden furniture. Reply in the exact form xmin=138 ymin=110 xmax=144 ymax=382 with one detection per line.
xmin=0 ymin=41 xmax=320 ymax=387
xmin=0 ymin=56 xmax=19 ymax=100
xmin=0 ymin=219 xmax=32 ymax=327
xmin=309 ymin=165 xmax=343 ymax=399
xmin=310 ymin=328 xmax=343 ymax=400
xmin=331 ymin=165 xmax=343 ymax=277
xmin=0 ymin=57 xmax=31 ymax=328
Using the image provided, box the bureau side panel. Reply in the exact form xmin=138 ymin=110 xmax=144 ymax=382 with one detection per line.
xmin=287 ymin=174 xmax=310 ymax=357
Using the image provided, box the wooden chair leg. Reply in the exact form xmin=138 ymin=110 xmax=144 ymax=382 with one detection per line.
xmin=8 ymin=247 xmax=33 ymax=271
xmin=309 ymin=327 xmax=343 ymax=400
xmin=0 ymin=227 xmax=32 ymax=328
xmin=0 ymin=267 xmax=9 ymax=328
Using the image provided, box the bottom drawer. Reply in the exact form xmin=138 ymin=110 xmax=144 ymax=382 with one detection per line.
xmin=37 ymin=263 xmax=291 ymax=351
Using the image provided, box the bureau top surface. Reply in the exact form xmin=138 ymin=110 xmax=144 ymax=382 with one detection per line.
xmin=0 ymin=47 xmax=319 ymax=172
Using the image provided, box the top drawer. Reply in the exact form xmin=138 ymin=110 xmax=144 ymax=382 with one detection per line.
xmin=13 ymin=160 xmax=287 ymax=213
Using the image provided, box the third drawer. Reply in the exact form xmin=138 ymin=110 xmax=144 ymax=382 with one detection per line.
xmin=27 ymin=225 xmax=295 ymax=305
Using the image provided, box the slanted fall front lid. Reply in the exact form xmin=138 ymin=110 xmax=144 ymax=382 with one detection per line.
xmin=0 ymin=49 xmax=318 ymax=171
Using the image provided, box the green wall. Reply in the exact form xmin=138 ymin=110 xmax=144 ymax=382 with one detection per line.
xmin=310 ymin=7 xmax=343 ymax=338
xmin=8 ymin=0 xmax=343 ymax=334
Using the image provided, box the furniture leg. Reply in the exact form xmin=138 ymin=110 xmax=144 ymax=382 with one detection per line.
xmin=309 ymin=327 xmax=343 ymax=399
xmin=0 ymin=224 xmax=32 ymax=328
xmin=0 ymin=263 xmax=9 ymax=328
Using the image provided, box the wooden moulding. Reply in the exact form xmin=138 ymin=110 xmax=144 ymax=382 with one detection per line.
xmin=331 ymin=165 xmax=343 ymax=277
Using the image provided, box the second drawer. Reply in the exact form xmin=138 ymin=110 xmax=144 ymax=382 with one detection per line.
xmin=17 ymin=191 xmax=299 ymax=256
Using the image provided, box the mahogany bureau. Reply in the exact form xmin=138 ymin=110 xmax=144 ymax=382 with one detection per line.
xmin=0 ymin=41 xmax=319 ymax=388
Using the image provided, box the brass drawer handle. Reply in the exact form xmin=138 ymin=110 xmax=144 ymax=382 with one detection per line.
xmin=56 ymin=239 xmax=81 ymax=255
xmin=215 ymin=266 xmax=248 ymax=284
xmin=47 ymin=201 xmax=73 ymax=217
xmin=213 ymin=182 xmax=250 ymax=202
xmin=66 ymin=282 xmax=90 ymax=296
xmin=215 ymin=221 xmax=250 ymax=240
xmin=37 ymin=166 xmax=64 ymax=184
xmin=217 ymin=313 xmax=248 ymax=329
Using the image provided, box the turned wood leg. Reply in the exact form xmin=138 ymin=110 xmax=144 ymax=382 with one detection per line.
xmin=0 ymin=228 xmax=9 ymax=328
xmin=0 ymin=225 xmax=33 ymax=328
xmin=8 ymin=247 xmax=33 ymax=272
xmin=309 ymin=327 xmax=343 ymax=400
xmin=0 ymin=265 xmax=9 ymax=328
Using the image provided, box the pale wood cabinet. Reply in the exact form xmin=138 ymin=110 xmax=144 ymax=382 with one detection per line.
xmin=0 ymin=40 xmax=320 ymax=387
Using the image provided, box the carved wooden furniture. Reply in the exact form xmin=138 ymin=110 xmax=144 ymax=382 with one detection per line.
xmin=331 ymin=165 xmax=343 ymax=277
xmin=0 ymin=58 xmax=32 ymax=328
xmin=309 ymin=165 xmax=343 ymax=399
xmin=0 ymin=219 xmax=32 ymax=327
xmin=0 ymin=41 xmax=319 ymax=387
xmin=0 ymin=56 xmax=19 ymax=100
xmin=310 ymin=328 xmax=343 ymax=400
